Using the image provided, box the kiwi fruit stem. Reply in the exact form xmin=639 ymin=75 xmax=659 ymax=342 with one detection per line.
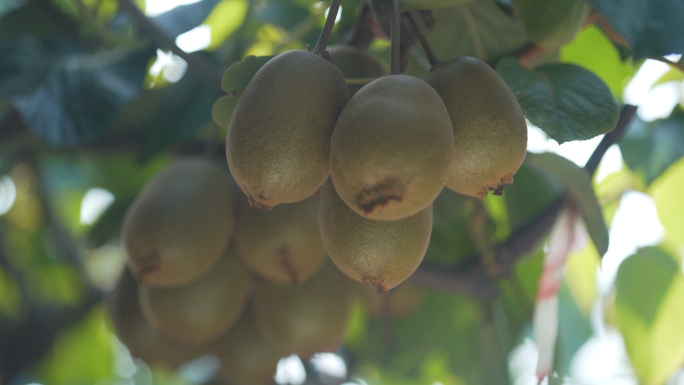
xmin=313 ymin=0 xmax=342 ymax=57
xmin=390 ymin=0 xmax=401 ymax=74
xmin=407 ymin=11 xmax=442 ymax=68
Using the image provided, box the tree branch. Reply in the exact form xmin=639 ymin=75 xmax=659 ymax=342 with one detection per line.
xmin=649 ymin=56 xmax=684 ymax=73
xmin=407 ymin=11 xmax=441 ymax=68
xmin=116 ymin=0 xmax=223 ymax=90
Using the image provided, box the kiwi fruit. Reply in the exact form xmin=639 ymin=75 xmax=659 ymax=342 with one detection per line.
xmin=423 ymin=57 xmax=527 ymax=199
xmin=330 ymin=74 xmax=454 ymax=221
xmin=234 ymin=194 xmax=326 ymax=284
xmin=138 ymin=248 xmax=251 ymax=345
xmin=106 ymin=269 xmax=193 ymax=368
xmin=227 ymin=49 xmax=349 ymax=211
xmin=205 ymin=308 xmax=282 ymax=385
xmin=121 ymin=158 xmax=234 ymax=287
xmin=319 ymin=180 xmax=433 ymax=294
xmin=253 ymin=263 xmax=353 ymax=359
xmin=327 ymin=44 xmax=386 ymax=96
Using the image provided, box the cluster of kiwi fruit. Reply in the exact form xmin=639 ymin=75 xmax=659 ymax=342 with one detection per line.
xmin=110 ymin=7 xmax=527 ymax=384
xmin=225 ymin=42 xmax=526 ymax=294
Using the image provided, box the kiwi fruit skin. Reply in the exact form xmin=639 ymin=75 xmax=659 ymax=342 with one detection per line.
xmin=227 ymin=49 xmax=349 ymax=211
xmin=327 ymin=44 xmax=386 ymax=96
xmin=330 ymin=74 xmax=454 ymax=221
xmin=106 ymin=269 xmax=193 ymax=368
xmin=121 ymin=158 xmax=234 ymax=287
xmin=138 ymin=249 xmax=251 ymax=345
xmin=423 ymin=57 xmax=527 ymax=199
xmin=253 ymin=262 xmax=353 ymax=360
xmin=205 ymin=308 xmax=282 ymax=385
xmin=319 ymin=180 xmax=433 ymax=294
xmin=234 ymin=194 xmax=326 ymax=284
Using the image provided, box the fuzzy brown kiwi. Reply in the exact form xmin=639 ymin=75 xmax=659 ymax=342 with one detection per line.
xmin=204 ymin=307 xmax=282 ymax=385
xmin=105 ymin=269 xmax=194 ymax=368
xmin=138 ymin=248 xmax=251 ymax=345
xmin=330 ymin=74 xmax=453 ymax=221
xmin=121 ymin=158 xmax=234 ymax=287
xmin=227 ymin=49 xmax=349 ymax=211
xmin=423 ymin=57 xmax=527 ymax=199
xmin=252 ymin=263 xmax=353 ymax=360
xmin=327 ymin=44 xmax=386 ymax=96
xmin=319 ymin=180 xmax=433 ymax=294
xmin=233 ymin=193 xmax=326 ymax=284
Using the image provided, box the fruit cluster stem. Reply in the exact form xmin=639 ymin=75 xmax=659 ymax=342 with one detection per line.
xmin=390 ymin=0 xmax=401 ymax=75
xmin=313 ymin=0 xmax=342 ymax=57
xmin=407 ymin=11 xmax=442 ymax=68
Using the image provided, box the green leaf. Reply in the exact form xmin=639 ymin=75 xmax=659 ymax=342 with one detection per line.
xmin=512 ymin=0 xmax=590 ymax=49
xmin=211 ymin=94 xmax=239 ymax=129
xmin=526 ymin=152 xmax=609 ymax=256
xmin=83 ymin=196 xmax=133 ymax=250
xmin=152 ymin=0 xmax=222 ymax=39
xmin=587 ymin=0 xmax=684 ymax=59
xmin=425 ymin=189 xmax=479 ymax=267
xmin=497 ymin=58 xmax=619 ymax=143
xmin=651 ymin=157 xmax=684 ymax=247
xmin=615 ymin=247 xmax=684 ymax=385
xmin=504 ymin=156 xmax=565 ymax=230
xmin=220 ymin=55 xmax=274 ymax=93
xmin=619 ymin=109 xmax=684 ymax=186
xmin=560 ymin=26 xmax=637 ymax=100
xmin=651 ymin=68 xmax=684 ymax=88
xmin=140 ymin=75 xmax=218 ymax=160
xmin=0 ymin=38 xmax=154 ymax=147
xmin=554 ymin=284 xmax=593 ymax=377
xmin=399 ymin=0 xmax=472 ymax=11
xmin=428 ymin=0 xmax=529 ymax=65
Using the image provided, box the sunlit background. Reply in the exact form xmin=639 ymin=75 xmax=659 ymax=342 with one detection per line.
xmin=1 ymin=0 xmax=683 ymax=384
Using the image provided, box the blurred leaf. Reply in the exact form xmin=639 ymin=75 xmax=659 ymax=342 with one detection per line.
xmin=429 ymin=0 xmax=529 ymax=65
xmin=151 ymin=0 xmax=221 ymax=39
xmin=512 ymin=0 xmax=590 ymax=49
xmin=256 ymin=1 xmax=310 ymax=30
xmin=203 ymin=0 xmax=249 ymax=50
xmin=83 ymin=196 xmax=133 ymax=249
xmin=651 ymin=68 xmax=684 ymax=88
xmin=615 ymin=247 xmax=684 ymax=385
xmin=554 ymin=284 xmax=593 ymax=377
xmin=0 ymin=267 xmax=22 ymax=318
xmin=424 ymin=189 xmax=478 ymax=267
xmin=1 ymin=37 xmax=154 ymax=147
xmin=560 ymin=26 xmax=636 ymax=100
xmin=220 ymin=55 xmax=274 ymax=93
xmin=38 ymin=306 xmax=113 ymax=385
xmin=619 ymin=109 xmax=684 ymax=186
xmin=587 ymin=0 xmax=684 ymax=59
xmin=497 ymin=58 xmax=619 ymax=143
xmin=563 ymin=242 xmax=600 ymax=315
xmin=140 ymin=75 xmax=217 ymax=159
xmin=400 ymin=0 xmax=472 ymax=11
xmin=211 ymin=94 xmax=238 ymax=129
xmin=504 ymin=156 xmax=565 ymax=230
xmin=526 ymin=153 xmax=609 ymax=256
xmin=650 ymin=157 xmax=684 ymax=247
xmin=0 ymin=1 xmax=64 ymax=41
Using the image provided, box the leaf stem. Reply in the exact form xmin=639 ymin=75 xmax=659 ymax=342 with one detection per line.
xmin=313 ymin=0 xmax=342 ymax=57
xmin=116 ymin=0 xmax=223 ymax=90
xmin=407 ymin=11 xmax=441 ymax=68
xmin=390 ymin=0 xmax=401 ymax=74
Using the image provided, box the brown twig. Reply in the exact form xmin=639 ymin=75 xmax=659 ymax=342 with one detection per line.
xmin=407 ymin=11 xmax=441 ymax=68
xmin=313 ymin=0 xmax=342 ymax=57
xmin=584 ymin=105 xmax=637 ymax=175
xmin=116 ymin=0 xmax=223 ymax=89
xmin=343 ymin=3 xmax=376 ymax=51
xmin=514 ymin=44 xmax=547 ymax=69
xmin=649 ymin=56 xmax=684 ymax=73
xmin=390 ymin=0 xmax=401 ymax=75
